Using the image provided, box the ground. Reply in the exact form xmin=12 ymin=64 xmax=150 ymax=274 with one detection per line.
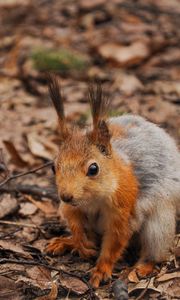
xmin=0 ymin=0 xmax=179 ymax=299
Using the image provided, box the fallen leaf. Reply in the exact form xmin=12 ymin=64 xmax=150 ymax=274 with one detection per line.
xmin=35 ymin=282 xmax=58 ymax=300
xmin=25 ymin=195 xmax=57 ymax=217
xmin=0 ymin=275 xmax=23 ymax=300
xmin=156 ymin=271 xmax=180 ymax=283
xmin=0 ymin=194 xmax=18 ymax=218
xmin=156 ymin=278 xmax=180 ymax=298
xmin=174 ymin=246 xmax=180 ymax=258
xmin=0 ymin=0 xmax=29 ymax=7
xmin=128 ymin=277 xmax=161 ymax=295
xmin=113 ymin=73 xmax=144 ymax=96
xmin=3 ymin=140 xmax=28 ymax=168
xmin=27 ymin=133 xmax=54 ymax=160
xmin=79 ymin=0 xmax=106 ymax=11
xmin=0 ymin=240 xmax=31 ymax=258
xmin=60 ymin=274 xmax=88 ymax=295
xmin=19 ymin=202 xmax=37 ymax=216
xmin=26 ymin=266 xmax=51 ymax=289
xmin=98 ymin=41 xmax=150 ymax=67
xmin=128 ymin=269 xmax=139 ymax=283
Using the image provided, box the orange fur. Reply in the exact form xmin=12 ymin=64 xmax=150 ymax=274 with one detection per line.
xmin=90 ymin=160 xmax=138 ymax=287
xmin=109 ymin=123 xmax=125 ymax=140
xmin=47 ymin=133 xmax=139 ymax=287
xmin=46 ymin=76 xmax=140 ymax=288
xmin=60 ymin=205 xmax=97 ymax=258
xmin=135 ymin=262 xmax=155 ymax=278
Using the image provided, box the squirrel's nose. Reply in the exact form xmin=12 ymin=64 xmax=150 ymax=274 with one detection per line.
xmin=60 ymin=193 xmax=73 ymax=203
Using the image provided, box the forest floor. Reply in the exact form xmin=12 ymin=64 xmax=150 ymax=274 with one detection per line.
xmin=0 ymin=0 xmax=179 ymax=299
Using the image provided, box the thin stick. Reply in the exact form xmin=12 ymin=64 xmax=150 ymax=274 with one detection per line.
xmin=136 ymin=278 xmax=151 ymax=300
xmin=0 ymin=258 xmax=92 ymax=289
xmin=0 ymin=220 xmax=39 ymax=229
xmin=0 ymin=161 xmax=53 ymax=187
xmin=0 ymin=184 xmax=58 ymax=202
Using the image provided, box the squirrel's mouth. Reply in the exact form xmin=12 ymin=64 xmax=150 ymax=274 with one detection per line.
xmin=69 ymin=202 xmax=78 ymax=207
xmin=61 ymin=200 xmax=78 ymax=207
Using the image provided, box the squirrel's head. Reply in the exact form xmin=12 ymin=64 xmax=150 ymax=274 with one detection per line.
xmin=48 ymin=74 xmax=118 ymax=208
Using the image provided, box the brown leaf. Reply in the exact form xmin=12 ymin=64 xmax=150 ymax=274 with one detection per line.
xmin=3 ymin=140 xmax=28 ymax=168
xmin=0 ymin=194 xmax=18 ymax=218
xmin=27 ymin=133 xmax=54 ymax=160
xmin=0 ymin=240 xmax=31 ymax=258
xmin=0 ymin=275 xmax=23 ymax=300
xmin=19 ymin=202 xmax=37 ymax=216
xmin=98 ymin=42 xmax=150 ymax=67
xmin=156 ymin=271 xmax=180 ymax=283
xmin=128 ymin=269 xmax=139 ymax=283
xmin=26 ymin=266 xmax=51 ymax=289
xmin=25 ymin=195 xmax=57 ymax=217
xmin=174 ymin=246 xmax=180 ymax=258
xmin=79 ymin=0 xmax=106 ymax=11
xmin=128 ymin=277 xmax=161 ymax=295
xmin=60 ymin=274 xmax=88 ymax=295
xmin=112 ymin=73 xmax=144 ymax=96
xmin=35 ymin=282 xmax=58 ymax=300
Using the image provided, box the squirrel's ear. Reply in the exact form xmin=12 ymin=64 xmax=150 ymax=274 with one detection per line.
xmin=47 ymin=73 xmax=68 ymax=139
xmin=88 ymin=82 xmax=111 ymax=156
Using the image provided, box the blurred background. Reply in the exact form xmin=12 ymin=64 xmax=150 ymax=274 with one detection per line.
xmin=0 ymin=0 xmax=180 ymax=166
xmin=0 ymin=1 xmax=179 ymax=299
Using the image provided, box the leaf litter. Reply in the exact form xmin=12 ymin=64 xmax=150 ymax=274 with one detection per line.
xmin=0 ymin=0 xmax=179 ymax=299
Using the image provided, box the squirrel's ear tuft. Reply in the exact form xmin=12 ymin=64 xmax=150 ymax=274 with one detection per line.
xmin=88 ymin=83 xmax=111 ymax=156
xmin=46 ymin=73 xmax=68 ymax=139
xmin=88 ymin=82 xmax=109 ymax=129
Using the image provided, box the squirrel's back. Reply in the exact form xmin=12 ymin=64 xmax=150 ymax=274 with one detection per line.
xmin=110 ymin=115 xmax=180 ymax=216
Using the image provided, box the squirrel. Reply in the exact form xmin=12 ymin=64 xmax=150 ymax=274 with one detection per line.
xmin=45 ymin=74 xmax=180 ymax=288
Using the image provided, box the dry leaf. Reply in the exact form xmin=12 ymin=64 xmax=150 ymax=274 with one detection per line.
xmin=26 ymin=266 xmax=52 ymax=289
xmin=113 ymin=73 xmax=143 ymax=96
xmin=0 ymin=240 xmax=31 ymax=258
xmin=19 ymin=202 xmax=37 ymax=216
xmin=3 ymin=140 xmax=28 ymax=168
xmin=25 ymin=195 xmax=57 ymax=217
xmin=0 ymin=194 xmax=18 ymax=218
xmin=35 ymin=282 xmax=58 ymax=300
xmin=156 ymin=278 xmax=180 ymax=298
xmin=98 ymin=42 xmax=150 ymax=67
xmin=27 ymin=133 xmax=53 ymax=160
xmin=128 ymin=277 xmax=161 ymax=295
xmin=79 ymin=0 xmax=105 ymax=11
xmin=174 ymin=246 xmax=180 ymax=258
xmin=128 ymin=269 xmax=139 ymax=283
xmin=60 ymin=274 xmax=88 ymax=295
xmin=156 ymin=271 xmax=180 ymax=283
xmin=0 ymin=275 xmax=23 ymax=300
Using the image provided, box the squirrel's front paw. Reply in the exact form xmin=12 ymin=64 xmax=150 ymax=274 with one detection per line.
xmin=45 ymin=236 xmax=73 ymax=256
xmin=73 ymin=239 xmax=97 ymax=259
xmin=90 ymin=262 xmax=112 ymax=288
xmin=76 ymin=245 xmax=97 ymax=259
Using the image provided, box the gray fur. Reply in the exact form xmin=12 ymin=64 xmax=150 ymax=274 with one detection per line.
xmin=109 ymin=114 xmax=180 ymax=262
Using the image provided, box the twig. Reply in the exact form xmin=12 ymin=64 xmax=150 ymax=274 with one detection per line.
xmin=0 ymin=220 xmax=39 ymax=229
xmin=136 ymin=278 xmax=151 ymax=300
xmin=0 ymin=258 xmax=93 ymax=290
xmin=0 ymin=161 xmax=53 ymax=187
xmin=0 ymin=184 xmax=58 ymax=201
xmin=0 ymin=227 xmax=22 ymax=239
xmin=166 ymin=266 xmax=180 ymax=273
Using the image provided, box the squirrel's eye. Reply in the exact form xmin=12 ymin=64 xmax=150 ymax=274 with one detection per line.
xmin=87 ymin=163 xmax=99 ymax=177
xmin=51 ymin=164 xmax=56 ymax=174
